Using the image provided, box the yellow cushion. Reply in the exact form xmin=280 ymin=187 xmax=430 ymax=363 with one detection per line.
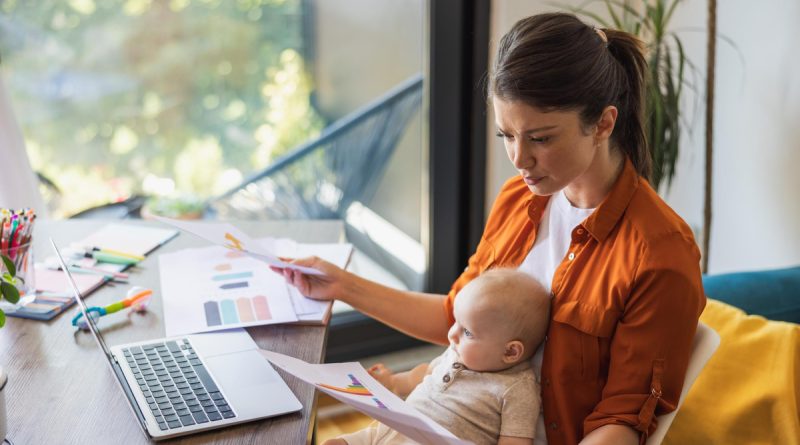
xmin=664 ymin=299 xmax=800 ymax=445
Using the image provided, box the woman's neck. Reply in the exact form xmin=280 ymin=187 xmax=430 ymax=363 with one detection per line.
xmin=563 ymin=145 xmax=625 ymax=209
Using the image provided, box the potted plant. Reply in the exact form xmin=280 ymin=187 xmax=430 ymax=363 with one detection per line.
xmin=571 ymin=0 xmax=693 ymax=192
xmin=0 ymin=254 xmax=22 ymax=328
xmin=141 ymin=193 xmax=206 ymax=220
xmin=0 ymin=253 xmax=19 ymax=442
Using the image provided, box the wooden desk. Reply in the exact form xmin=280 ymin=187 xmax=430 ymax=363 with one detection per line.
xmin=0 ymin=219 xmax=343 ymax=444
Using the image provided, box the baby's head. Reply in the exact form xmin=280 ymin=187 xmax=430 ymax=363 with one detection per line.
xmin=447 ymin=269 xmax=550 ymax=372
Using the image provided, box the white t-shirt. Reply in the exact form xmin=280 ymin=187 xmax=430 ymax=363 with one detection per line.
xmin=517 ymin=190 xmax=595 ymax=445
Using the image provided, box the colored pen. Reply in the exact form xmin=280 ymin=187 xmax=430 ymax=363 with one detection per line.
xmin=87 ymin=246 xmax=145 ymax=261
xmin=68 ymin=264 xmax=129 ymax=281
xmin=1 ymin=221 xmax=10 ymax=252
xmin=86 ymin=251 xmax=140 ymax=265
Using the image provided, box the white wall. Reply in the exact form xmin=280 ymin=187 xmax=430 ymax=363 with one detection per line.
xmin=703 ymin=0 xmax=800 ymax=273
xmin=488 ymin=0 xmax=800 ymax=273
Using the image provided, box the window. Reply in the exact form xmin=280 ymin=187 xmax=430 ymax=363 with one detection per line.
xmin=1 ymin=0 xmax=320 ymax=218
xmin=1 ymin=0 xmax=489 ymax=361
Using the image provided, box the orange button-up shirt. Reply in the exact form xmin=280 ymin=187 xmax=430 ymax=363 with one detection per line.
xmin=444 ymin=159 xmax=706 ymax=445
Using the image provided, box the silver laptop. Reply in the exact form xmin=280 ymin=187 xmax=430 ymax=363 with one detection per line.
xmin=51 ymin=238 xmax=302 ymax=441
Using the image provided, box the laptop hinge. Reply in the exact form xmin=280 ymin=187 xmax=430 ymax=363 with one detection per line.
xmin=111 ymin=356 xmax=150 ymax=436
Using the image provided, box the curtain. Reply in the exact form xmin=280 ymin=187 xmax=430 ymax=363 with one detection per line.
xmin=0 ymin=73 xmax=47 ymax=216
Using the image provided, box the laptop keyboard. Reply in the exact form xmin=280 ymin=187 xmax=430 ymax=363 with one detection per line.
xmin=122 ymin=339 xmax=236 ymax=431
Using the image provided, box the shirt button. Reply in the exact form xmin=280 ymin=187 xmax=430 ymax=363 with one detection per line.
xmin=568 ymin=252 xmax=575 ymax=261
xmin=442 ymin=374 xmax=451 ymax=383
xmin=550 ymin=422 xmax=558 ymax=430
xmin=549 ymin=292 xmax=555 ymax=299
xmin=577 ymin=228 xmax=585 ymax=235
xmin=544 ymin=378 xmax=551 ymax=386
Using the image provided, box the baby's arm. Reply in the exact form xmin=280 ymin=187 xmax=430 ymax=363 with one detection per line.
xmin=497 ymin=436 xmax=534 ymax=445
xmin=368 ymin=362 xmax=430 ymax=399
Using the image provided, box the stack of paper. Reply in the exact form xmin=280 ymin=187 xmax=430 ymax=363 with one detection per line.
xmin=156 ymin=217 xmax=352 ymax=337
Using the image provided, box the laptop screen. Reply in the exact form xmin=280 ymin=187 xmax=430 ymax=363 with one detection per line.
xmin=51 ymin=238 xmax=151 ymax=435
xmin=49 ymin=238 xmax=115 ymax=359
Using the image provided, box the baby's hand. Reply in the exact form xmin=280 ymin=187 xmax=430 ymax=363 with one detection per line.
xmin=368 ymin=363 xmax=396 ymax=391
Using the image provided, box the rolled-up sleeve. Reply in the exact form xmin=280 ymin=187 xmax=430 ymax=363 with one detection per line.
xmin=583 ymin=233 xmax=706 ymax=442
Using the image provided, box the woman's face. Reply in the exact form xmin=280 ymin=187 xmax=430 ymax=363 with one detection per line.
xmin=492 ymin=98 xmax=604 ymax=199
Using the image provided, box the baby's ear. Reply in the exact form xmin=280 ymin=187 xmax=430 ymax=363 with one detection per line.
xmin=503 ymin=340 xmax=524 ymax=364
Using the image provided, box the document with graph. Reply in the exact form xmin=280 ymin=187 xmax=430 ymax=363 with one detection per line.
xmin=259 ymin=350 xmax=472 ymax=445
xmin=159 ymin=245 xmax=299 ymax=336
xmin=159 ymin=239 xmax=352 ymax=336
xmin=152 ymin=215 xmax=323 ymax=275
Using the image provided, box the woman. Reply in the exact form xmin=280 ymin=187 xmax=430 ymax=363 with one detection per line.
xmin=275 ymin=13 xmax=705 ymax=445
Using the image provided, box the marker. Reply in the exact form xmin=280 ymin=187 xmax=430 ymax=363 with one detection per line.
xmin=85 ymin=246 xmax=145 ymax=262
xmin=87 ymin=251 xmax=140 ymax=266
xmin=68 ymin=264 xmax=129 ymax=281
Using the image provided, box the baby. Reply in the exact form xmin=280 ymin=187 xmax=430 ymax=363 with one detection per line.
xmin=325 ymin=268 xmax=551 ymax=445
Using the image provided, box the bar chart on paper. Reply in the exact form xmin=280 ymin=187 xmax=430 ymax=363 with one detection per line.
xmin=160 ymin=246 xmax=299 ymax=336
xmin=203 ymin=295 xmax=273 ymax=327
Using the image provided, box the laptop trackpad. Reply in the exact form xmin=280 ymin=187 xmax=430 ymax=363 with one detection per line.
xmin=205 ymin=350 xmax=302 ymax=417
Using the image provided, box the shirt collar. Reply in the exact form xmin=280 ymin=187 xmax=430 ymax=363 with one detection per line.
xmin=582 ymin=158 xmax=640 ymax=242
xmin=525 ymin=158 xmax=641 ymax=242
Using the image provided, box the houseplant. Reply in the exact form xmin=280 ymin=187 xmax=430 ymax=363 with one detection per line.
xmin=141 ymin=193 xmax=205 ymax=220
xmin=0 ymin=254 xmax=22 ymax=328
xmin=571 ymin=0 xmax=693 ymax=192
xmin=0 ymin=253 xmax=18 ymax=441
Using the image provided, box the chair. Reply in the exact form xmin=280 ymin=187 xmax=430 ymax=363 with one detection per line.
xmin=646 ymin=322 xmax=721 ymax=445
xmin=207 ymin=74 xmax=424 ymax=221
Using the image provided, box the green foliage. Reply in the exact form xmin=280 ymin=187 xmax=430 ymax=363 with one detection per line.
xmin=1 ymin=255 xmax=15 ymax=277
xmin=571 ymin=0 xmax=692 ymax=191
xmin=145 ymin=194 xmax=205 ymax=219
xmin=0 ymin=0 xmax=324 ymax=217
xmin=0 ymin=253 xmax=22 ymax=327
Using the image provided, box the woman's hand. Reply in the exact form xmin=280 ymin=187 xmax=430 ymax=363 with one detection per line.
xmin=270 ymin=256 xmax=349 ymax=301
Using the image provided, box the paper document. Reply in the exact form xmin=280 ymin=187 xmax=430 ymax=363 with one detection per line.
xmin=259 ymin=350 xmax=472 ymax=445
xmin=78 ymin=223 xmax=178 ymax=257
xmin=159 ymin=238 xmax=353 ymax=335
xmin=261 ymin=237 xmax=353 ymax=323
xmin=159 ymin=246 xmax=299 ymax=337
xmin=153 ymin=216 xmax=322 ymax=275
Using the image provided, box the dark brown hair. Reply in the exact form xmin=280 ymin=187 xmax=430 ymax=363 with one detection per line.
xmin=491 ymin=13 xmax=651 ymax=180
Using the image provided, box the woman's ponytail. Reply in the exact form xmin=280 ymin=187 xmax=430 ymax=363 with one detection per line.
xmin=604 ymin=28 xmax=651 ymax=180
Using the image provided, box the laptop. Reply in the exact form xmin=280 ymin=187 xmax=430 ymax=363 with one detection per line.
xmin=50 ymin=238 xmax=302 ymax=440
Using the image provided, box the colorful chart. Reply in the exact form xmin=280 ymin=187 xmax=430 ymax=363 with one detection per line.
xmin=318 ymin=374 xmax=373 ymax=396
xmin=203 ymin=295 xmax=272 ymax=327
xmin=211 ymin=271 xmax=252 ymax=281
xmin=373 ymin=398 xmax=388 ymax=409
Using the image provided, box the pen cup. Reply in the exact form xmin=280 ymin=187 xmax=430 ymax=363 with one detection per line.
xmin=0 ymin=240 xmax=36 ymax=312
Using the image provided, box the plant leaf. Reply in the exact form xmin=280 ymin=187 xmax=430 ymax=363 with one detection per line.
xmin=569 ymin=7 xmax=612 ymax=29
xmin=605 ymin=0 xmax=624 ymax=29
xmin=0 ymin=309 xmax=4 ymax=328
xmin=1 ymin=281 xmax=20 ymax=304
xmin=672 ymin=34 xmax=686 ymax=99
xmin=1 ymin=255 xmax=15 ymax=277
xmin=664 ymin=0 xmax=682 ymax=27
